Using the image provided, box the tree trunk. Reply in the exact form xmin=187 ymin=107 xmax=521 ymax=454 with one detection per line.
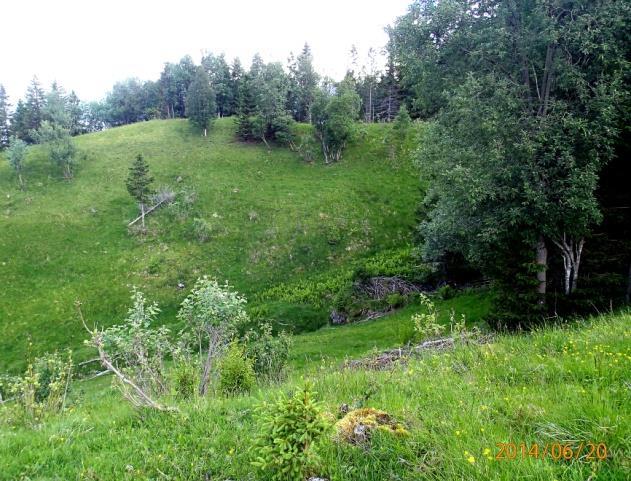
xmin=198 ymin=332 xmax=218 ymax=396
xmin=198 ymin=344 xmax=213 ymax=396
xmin=203 ymin=128 xmax=207 ymax=137
xmin=321 ymin=137 xmax=330 ymax=164
xmin=626 ymin=261 xmax=631 ymax=303
xmin=551 ymin=233 xmax=584 ymax=295
xmin=141 ymin=203 xmax=145 ymax=228
xmin=535 ymin=235 xmax=548 ymax=303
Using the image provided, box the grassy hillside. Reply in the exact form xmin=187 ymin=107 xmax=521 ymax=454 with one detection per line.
xmin=0 ymin=118 xmax=419 ymax=371
xmin=1 ymin=306 xmax=627 ymax=480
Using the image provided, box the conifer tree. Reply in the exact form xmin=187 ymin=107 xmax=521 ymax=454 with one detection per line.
xmin=126 ymin=154 xmax=154 ymax=227
xmin=43 ymin=81 xmax=69 ymax=128
xmin=0 ymin=84 xmax=10 ymax=149
xmin=11 ymin=100 xmax=28 ymax=140
xmin=66 ymin=91 xmax=83 ymax=135
xmin=185 ymin=67 xmax=216 ymax=136
xmin=24 ymin=76 xmax=46 ymax=143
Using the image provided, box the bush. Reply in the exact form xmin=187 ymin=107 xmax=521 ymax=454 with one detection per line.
xmin=412 ymin=294 xmax=446 ymax=340
xmin=170 ymin=361 xmax=199 ymax=400
xmin=88 ymin=289 xmax=174 ymax=408
xmin=252 ymin=384 xmax=329 ymax=481
xmin=437 ymin=284 xmax=455 ymax=300
xmin=386 ymin=292 xmax=406 ymax=309
xmin=178 ymin=277 xmax=250 ymax=395
xmin=218 ymin=342 xmax=255 ymax=395
xmin=243 ymin=323 xmax=292 ymax=382
xmin=5 ymin=350 xmax=73 ymax=423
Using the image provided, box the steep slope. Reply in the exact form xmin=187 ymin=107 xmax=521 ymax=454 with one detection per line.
xmin=0 ymin=119 xmax=419 ymax=370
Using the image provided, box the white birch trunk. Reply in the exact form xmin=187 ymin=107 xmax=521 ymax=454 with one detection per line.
xmin=551 ymin=233 xmax=584 ymax=295
xmin=536 ymin=235 xmax=548 ymax=302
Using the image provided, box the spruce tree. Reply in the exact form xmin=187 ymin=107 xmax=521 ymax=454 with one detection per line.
xmin=66 ymin=91 xmax=83 ymax=135
xmin=0 ymin=84 xmax=10 ymax=149
xmin=126 ymin=154 xmax=154 ymax=227
xmin=24 ymin=76 xmax=46 ymax=143
xmin=185 ymin=67 xmax=216 ymax=136
xmin=43 ymin=82 xmax=69 ymax=128
xmin=11 ymin=100 xmax=28 ymax=140
xmin=288 ymin=43 xmax=319 ymax=122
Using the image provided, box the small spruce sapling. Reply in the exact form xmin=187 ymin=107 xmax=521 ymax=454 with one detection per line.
xmin=126 ymin=154 xmax=154 ymax=228
xmin=252 ymin=384 xmax=329 ymax=481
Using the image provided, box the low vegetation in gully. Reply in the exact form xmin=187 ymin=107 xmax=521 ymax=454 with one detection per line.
xmin=1 ymin=0 xmax=630 ymax=479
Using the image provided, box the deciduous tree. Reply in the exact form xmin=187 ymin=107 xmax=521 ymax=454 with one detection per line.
xmin=6 ymin=136 xmax=27 ymax=189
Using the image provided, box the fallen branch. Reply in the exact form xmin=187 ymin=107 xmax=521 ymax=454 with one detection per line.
xmin=344 ymin=332 xmax=494 ymax=370
xmin=76 ymin=301 xmax=177 ymax=412
xmin=127 ymin=197 xmax=170 ymax=227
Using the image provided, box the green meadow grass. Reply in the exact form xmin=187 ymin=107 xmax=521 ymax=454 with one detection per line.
xmin=1 ymin=307 xmax=628 ymax=480
xmin=0 ymin=118 xmax=419 ymax=371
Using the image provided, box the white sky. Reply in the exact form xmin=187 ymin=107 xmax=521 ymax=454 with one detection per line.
xmin=0 ymin=0 xmax=411 ymax=105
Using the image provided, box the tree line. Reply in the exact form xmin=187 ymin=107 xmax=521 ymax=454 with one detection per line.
xmin=0 ymin=43 xmax=403 ymax=144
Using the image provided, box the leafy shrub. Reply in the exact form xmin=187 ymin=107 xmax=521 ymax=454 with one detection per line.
xmin=412 ymin=294 xmax=446 ymax=340
xmin=243 ymin=323 xmax=292 ymax=382
xmin=170 ymin=360 xmax=199 ymax=400
xmin=5 ymin=350 xmax=73 ymax=423
xmin=252 ymin=384 xmax=329 ymax=481
xmin=386 ymin=292 xmax=406 ymax=309
xmin=0 ymin=374 xmax=19 ymax=403
xmin=178 ymin=277 xmax=250 ymax=396
xmin=437 ymin=284 xmax=455 ymax=300
xmin=96 ymin=290 xmax=173 ymax=404
xmin=218 ymin=342 xmax=255 ymax=395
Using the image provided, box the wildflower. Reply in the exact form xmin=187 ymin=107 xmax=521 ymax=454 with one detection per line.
xmin=483 ymin=448 xmax=491 ymax=456
xmin=455 ymin=430 xmax=461 ymax=436
xmin=467 ymin=456 xmax=476 ymax=464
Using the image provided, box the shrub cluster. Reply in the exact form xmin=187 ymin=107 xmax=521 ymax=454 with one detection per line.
xmin=2 ymin=350 xmax=73 ymax=424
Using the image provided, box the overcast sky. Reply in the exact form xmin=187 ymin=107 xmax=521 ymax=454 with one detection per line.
xmin=0 ymin=0 xmax=411 ymax=105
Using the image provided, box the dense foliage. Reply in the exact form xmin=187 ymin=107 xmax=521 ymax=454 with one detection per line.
xmin=185 ymin=67 xmax=216 ymax=135
xmin=389 ymin=0 xmax=631 ymax=323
